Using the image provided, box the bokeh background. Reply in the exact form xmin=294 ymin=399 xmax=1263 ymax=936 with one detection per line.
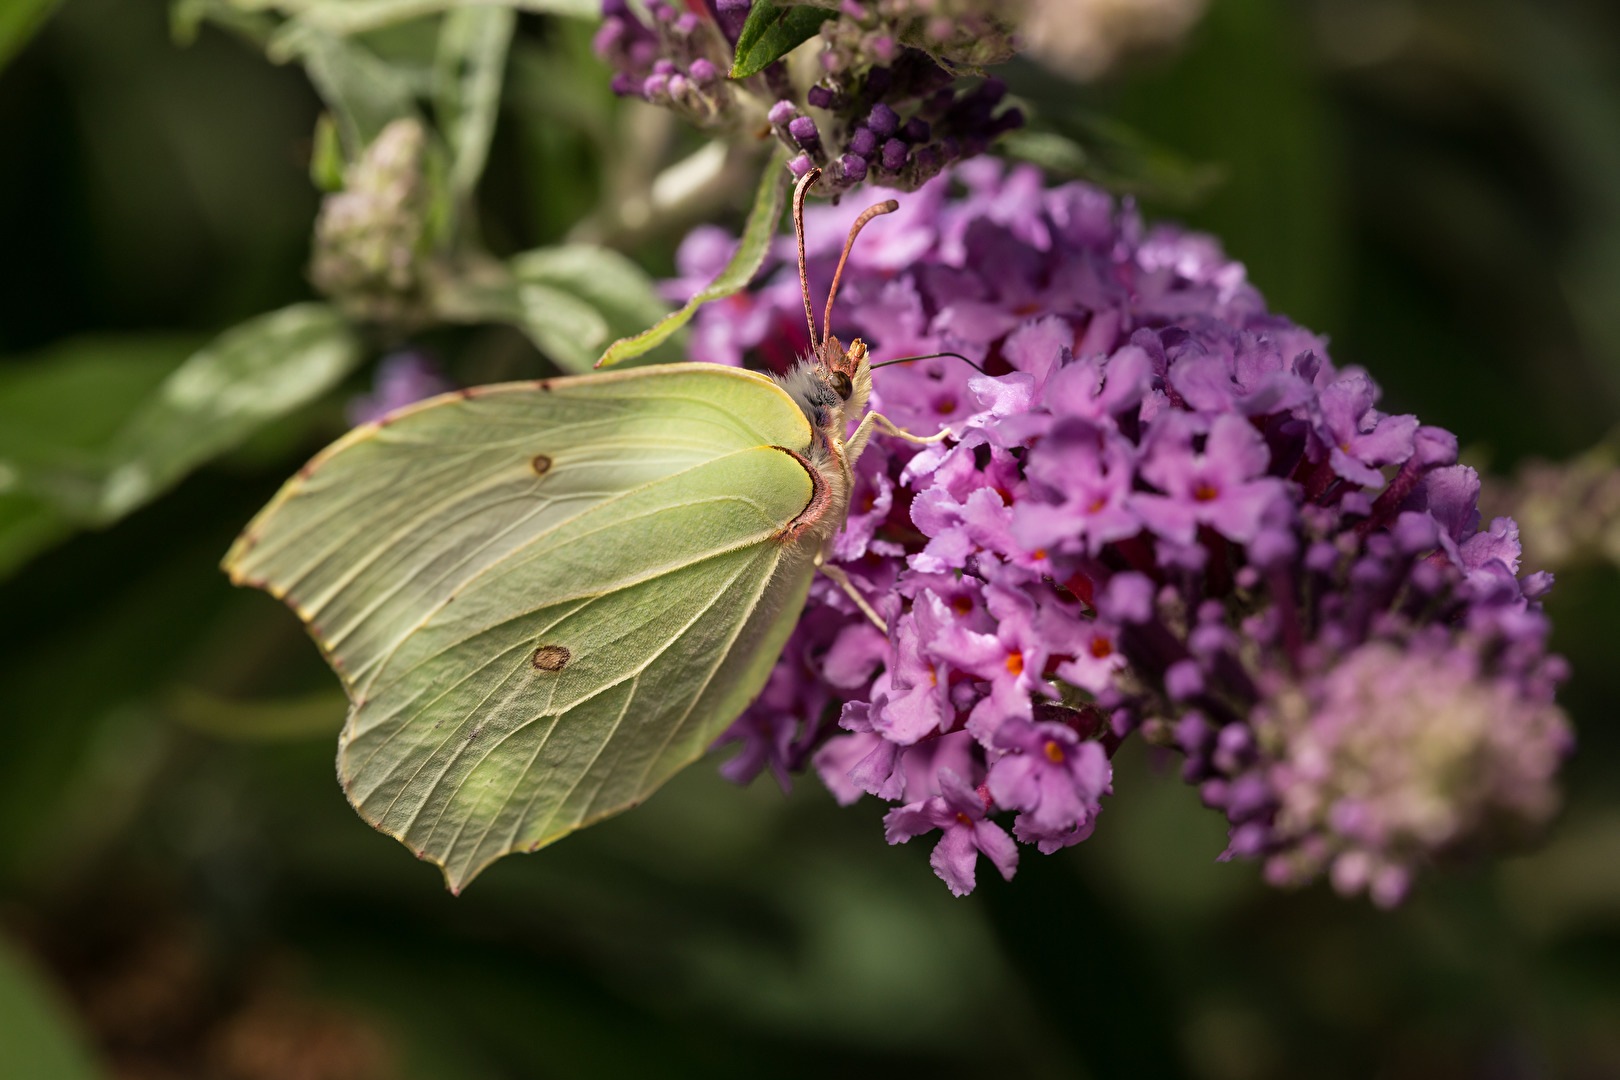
xmin=4 ymin=0 xmax=1620 ymax=1076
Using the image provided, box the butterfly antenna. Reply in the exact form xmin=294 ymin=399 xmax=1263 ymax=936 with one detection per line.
xmin=823 ymin=198 xmax=899 ymax=347
xmin=793 ymin=167 xmax=822 ymax=351
xmin=870 ymin=351 xmax=988 ymax=375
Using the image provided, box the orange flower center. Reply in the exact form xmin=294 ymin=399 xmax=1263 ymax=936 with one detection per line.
xmin=1087 ymin=496 xmax=1108 ymax=513
xmin=951 ymin=595 xmax=973 ymax=616
xmin=956 ymin=812 xmax=974 ymax=825
xmin=1194 ymin=482 xmax=1220 ymax=503
xmin=1043 ymin=740 xmax=1066 ymax=763
xmin=1032 ymin=549 xmax=1047 ymax=561
xmin=1089 ymin=636 xmax=1113 ymax=659
xmin=1006 ymin=651 xmax=1025 ymax=675
xmin=935 ymin=397 xmax=957 ymax=415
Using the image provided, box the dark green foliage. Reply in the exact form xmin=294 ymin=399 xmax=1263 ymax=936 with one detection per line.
xmin=730 ymin=3 xmax=833 ymax=80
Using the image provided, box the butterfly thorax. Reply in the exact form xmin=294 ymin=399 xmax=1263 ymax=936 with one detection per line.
xmin=773 ymin=336 xmax=870 ymax=432
xmin=770 ymin=335 xmax=872 ymax=546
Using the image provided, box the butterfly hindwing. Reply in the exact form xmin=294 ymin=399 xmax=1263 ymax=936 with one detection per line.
xmin=223 ymin=364 xmax=820 ymax=890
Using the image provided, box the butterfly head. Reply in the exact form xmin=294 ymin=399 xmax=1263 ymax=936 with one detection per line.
xmin=820 ymin=334 xmax=872 ymax=421
xmin=783 ymin=167 xmax=893 ymax=436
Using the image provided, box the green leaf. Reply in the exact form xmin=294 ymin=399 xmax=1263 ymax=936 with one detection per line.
xmin=595 ymin=148 xmax=790 ymax=368
xmin=0 ymin=0 xmax=62 ymax=71
xmin=0 ymin=335 xmax=200 ymax=530
xmin=0 ymin=320 xmax=352 ymax=578
xmin=310 ymin=111 xmax=347 ymax=191
xmin=512 ymin=244 xmax=674 ymax=345
xmin=435 ymin=5 xmax=515 ymax=205
xmin=730 ymin=2 xmax=832 ymax=80
xmin=0 ymin=496 xmax=70 ymax=583
xmin=268 ymin=0 xmax=596 ymax=38
xmin=169 ymin=0 xmax=275 ymax=48
xmin=270 ymin=23 xmax=419 ymax=153
xmin=94 ymin=304 xmax=362 ymax=522
xmin=1001 ymin=121 xmax=1225 ymax=210
xmin=0 ymin=309 xmax=358 ymax=535
xmin=432 ymin=268 xmax=612 ymax=373
xmin=0 ymin=935 xmax=105 ymax=1080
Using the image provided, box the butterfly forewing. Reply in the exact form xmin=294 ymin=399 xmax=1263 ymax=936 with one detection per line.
xmin=223 ymin=364 xmax=820 ymax=890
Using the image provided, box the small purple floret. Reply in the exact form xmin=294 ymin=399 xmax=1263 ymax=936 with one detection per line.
xmin=788 ymin=115 xmax=821 ymax=150
xmin=868 ymin=102 xmax=900 ymax=137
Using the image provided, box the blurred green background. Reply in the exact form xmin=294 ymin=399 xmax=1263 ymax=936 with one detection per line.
xmin=4 ymin=0 xmax=1620 ymax=1076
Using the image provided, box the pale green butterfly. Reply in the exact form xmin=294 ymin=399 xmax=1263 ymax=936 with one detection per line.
xmin=222 ymin=168 xmax=946 ymax=892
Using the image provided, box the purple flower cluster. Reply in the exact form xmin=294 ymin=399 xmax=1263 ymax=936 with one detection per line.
xmin=595 ymin=0 xmax=737 ymax=132
xmin=686 ymin=159 xmax=1572 ymax=903
xmin=595 ymin=1 xmax=1024 ymax=194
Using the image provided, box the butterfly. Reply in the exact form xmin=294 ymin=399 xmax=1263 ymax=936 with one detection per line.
xmin=222 ymin=167 xmax=945 ymax=891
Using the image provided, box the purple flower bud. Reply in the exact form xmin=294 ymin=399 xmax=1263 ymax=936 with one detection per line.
xmin=788 ymin=153 xmax=814 ymax=178
xmin=628 ymin=40 xmax=658 ymax=67
xmin=592 ymin=17 xmax=625 ymax=57
xmin=1165 ymin=659 xmax=1205 ymax=701
xmin=716 ymin=0 xmax=750 ymax=38
xmin=1393 ymin=511 xmax=1440 ymax=554
xmin=1213 ymin=723 xmax=1254 ymax=772
xmin=609 ymin=72 xmax=642 ymax=97
xmin=788 ymin=115 xmax=821 ymax=150
xmin=1100 ymin=573 xmax=1155 ymax=624
xmin=1523 ymin=571 xmax=1554 ymax=600
xmin=348 ymin=351 xmax=452 ymax=426
xmin=1226 ymin=774 xmax=1272 ymax=822
xmin=868 ymin=102 xmax=900 ymax=137
xmin=903 ymin=117 xmax=931 ymax=142
xmin=1414 ymin=425 xmax=1459 ymax=467
xmin=840 ymin=153 xmax=867 ymax=182
xmin=688 ymin=57 xmax=717 ymax=82
xmin=880 ymin=138 xmax=908 ymax=171
xmin=807 ymin=84 xmax=834 ymax=108
xmin=990 ymin=107 xmax=1026 ymax=136
xmin=652 ymin=58 xmax=676 ymax=75
xmin=768 ymin=99 xmax=797 ymax=126
xmin=1175 ymin=712 xmax=1212 ymax=754
xmin=848 ymin=125 xmax=877 ymax=158
xmin=674 ymin=11 xmax=699 ymax=34
xmin=642 ymin=73 xmax=670 ymax=99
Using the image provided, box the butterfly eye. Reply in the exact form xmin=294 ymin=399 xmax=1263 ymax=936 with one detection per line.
xmin=830 ymin=371 xmax=853 ymax=400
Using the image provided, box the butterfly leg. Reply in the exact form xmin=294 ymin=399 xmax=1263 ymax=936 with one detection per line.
xmin=814 ymin=555 xmax=889 ymax=635
xmin=845 ymin=411 xmax=951 ymax=470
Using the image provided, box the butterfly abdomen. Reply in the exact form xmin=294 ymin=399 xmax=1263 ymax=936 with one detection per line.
xmin=770 ymin=445 xmax=834 ymax=542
